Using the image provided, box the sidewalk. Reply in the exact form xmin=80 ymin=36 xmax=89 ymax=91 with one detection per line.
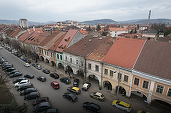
xmin=37 ymin=60 xmax=155 ymax=113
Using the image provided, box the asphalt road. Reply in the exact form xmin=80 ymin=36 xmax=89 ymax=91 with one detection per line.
xmin=0 ymin=48 xmax=128 ymax=113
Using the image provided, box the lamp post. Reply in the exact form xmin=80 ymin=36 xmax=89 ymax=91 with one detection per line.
xmin=116 ymin=68 xmax=121 ymax=99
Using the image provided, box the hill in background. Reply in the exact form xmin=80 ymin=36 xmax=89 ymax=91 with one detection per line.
xmin=0 ymin=18 xmax=171 ymax=25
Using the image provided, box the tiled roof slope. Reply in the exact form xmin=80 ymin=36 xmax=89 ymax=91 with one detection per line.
xmin=102 ymin=37 xmax=146 ymax=69
xmin=56 ymin=29 xmax=79 ymax=52
xmin=32 ymin=32 xmax=51 ymax=45
xmin=86 ymin=37 xmax=114 ymax=62
xmin=18 ymin=31 xmax=33 ymax=42
xmin=49 ymin=34 xmax=65 ymax=51
xmin=64 ymin=36 xmax=111 ymax=57
xmin=109 ymin=27 xmax=128 ymax=31
xmin=24 ymin=32 xmax=40 ymax=44
xmin=134 ymin=40 xmax=171 ymax=80
xmin=44 ymin=31 xmax=65 ymax=50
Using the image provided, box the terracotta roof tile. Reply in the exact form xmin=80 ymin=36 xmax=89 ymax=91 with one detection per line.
xmin=86 ymin=37 xmax=114 ymax=62
xmin=102 ymin=37 xmax=146 ymax=69
xmin=134 ymin=40 xmax=171 ymax=80
xmin=18 ymin=31 xmax=33 ymax=42
xmin=56 ymin=29 xmax=79 ymax=52
xmin=64 ymin=36 xmax=111 ymax=57
xmin=109 ymin=27 xmax=128 ymax=31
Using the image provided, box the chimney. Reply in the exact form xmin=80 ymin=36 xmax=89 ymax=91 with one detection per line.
xmin=33 ymin=26 xmax=35 ymax=31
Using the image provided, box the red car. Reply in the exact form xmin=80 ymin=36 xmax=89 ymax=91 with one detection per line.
xmin=51 ymin=81 xmax=60 ymax=89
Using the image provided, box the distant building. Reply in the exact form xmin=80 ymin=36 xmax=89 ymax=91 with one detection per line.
xmin=19 ymin=19 xmax=28 ymax=28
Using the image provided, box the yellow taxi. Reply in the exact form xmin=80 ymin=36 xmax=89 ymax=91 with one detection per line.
xmin=67 ymin=86 xmax=81 ymax=95
xmin=112 ymin=100 xmax=131 ymax=112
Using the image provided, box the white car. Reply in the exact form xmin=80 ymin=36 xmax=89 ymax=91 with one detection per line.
xmin=14 ymin=80 xmax=30 ymax=87
xmin=24 ymin=63 xmax=30 ymax=67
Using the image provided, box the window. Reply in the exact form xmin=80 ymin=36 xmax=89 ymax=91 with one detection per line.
xmin=51 ymin=53 xmax=53 ymax=57
xmin=81 ymin=62 xmax=84 ymax=66
xmin=156 ymin=85 xmax=164 ymax=94
xmin=60 ymin=55 xmax=62 ymax=60
xmin=167 ymin=88 xmax=171 ymax=97
xmin=110 ymin=70 xmax=113 ymax=77
xmin=57 ymin=54 xmax=59 ymax=59
xmin=104 ymin=69 xmax=108 ymax=75
xmin=65 ymin=56 xmax=67 ymax=61
xmin=70 ymin=58 xmax=72 ymax=63
xmin=76 ymin=60 xmax=78 ymax=64
xmin=118 ymin=73 xmax=122 ymax=81
xmin=134 ymin=78 xmax=139 ymax=86
xmin=142 ymin=81 xmax=149 ymax=89
xmin=95 ymin=65 xmax=99 ymax=72
xmin=124 ymin=75 xmax=128 ymax=82
xmin=88 ymin=63 xmax=91 ymax=69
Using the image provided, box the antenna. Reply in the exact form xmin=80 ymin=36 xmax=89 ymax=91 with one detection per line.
xmin=148 ymin=10 xmax=151 ymax=25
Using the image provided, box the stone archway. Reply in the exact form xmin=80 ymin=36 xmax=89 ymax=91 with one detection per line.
xmin=51 ymin=61 xmax=56 ymax=67
xmin=131 ymin=90 xmax=148 ymax=102
xmin=58 ymin=63 xmax=64 ymax=69
xmin=40 ymin=56 xmax=44 ymax=61
xmin=46 ymin=58 xmax=49 ymax=63
xmin=77 ymin=70 xmax=84 ymax=78
xmin=116 ymin=86 xmax=126 ymax=96
xmin=103 ymin=81 xmax=112 ymax=90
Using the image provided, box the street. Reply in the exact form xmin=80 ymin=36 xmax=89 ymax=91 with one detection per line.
xmin=0 ymin=48 xmax=126 ymax=113
xmin=0 ymin=48 xmax=167 ymax=113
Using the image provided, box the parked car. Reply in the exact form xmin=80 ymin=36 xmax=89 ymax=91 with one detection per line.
xmin=13 ymin=78 xmax=26 ymax=84
xmin=33 ymin=102 xmax=51 ymax=113
xmin=67 ymin=86 xmax=81 ymax=95
xmin=37 ymin=76 xmax=46 ymax=82
xmin=36 ymin=65 xmax=42 ymax=70
xmin=60 ymin=77 xmax=70 ymax=84
xmin=9 ymin=72 xmax=22 ymax=78
xmin=63 ymin=92 xmax=78 ymax=102
xmin=83 ymin=102 xmax=101 ymax=113
xmin=137 ymin=110 xmax=150 ymax=113
xmin=14 ymin=80 xmax=30 ymax=87
xmin=50 ymin=73 xmax=59 ymax=79
xmin=26 ymin=60 xmax=31 ymax=64
xmin=32 ymin=63 xmax=38 ymax=67
xmin=82 ymin=82 xmax=91 ymax=91
xmin=24 ymin=74 xmax=34 ymax=79
xmin=20 ymin=88 xmax=37 ymax=96
xmin=5 ymin=67 xmax=15 ymax=73
xmin=51 ymin=81 xmax=60 ymax=89
xmin=42 ymin=69 xmax=50 ymax=74
xmin=2 ymin=65 xmax=13 ymax=70
xmin=20 ymin=56 xmax=26 ymax=61
xmin=17 ymin=83 xmax=33 ymax=91
xmin=24 ymin=92 xmax=40 ymax=100
xmin=44 ymin=108 xmax=59 ymax=113
xmin=32 ymin=97 xmax=49 ymax=106
xmin=24 ymin=63 xmax=30 ymax=67
xmin=73 ymin=78 xmax=79 ymax=87
xmin=8 ymin=69 xmax=19 ymax=75
xmin=90 ymin=92 xmax=105 ymax=101
xmin=112 ymin=100 xmax=132 ymax=112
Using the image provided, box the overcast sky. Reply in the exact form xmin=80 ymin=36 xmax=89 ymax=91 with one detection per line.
xmin=0 ymin=0 xmax=171 ymax=22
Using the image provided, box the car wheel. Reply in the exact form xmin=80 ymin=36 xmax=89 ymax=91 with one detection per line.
xmin=63 ymin=95 xmax=66 ymax=98
xmin=70 ymin=99 xmax=73 ymax=102
xmin=90 ymin=95 xmax=93 ymax=98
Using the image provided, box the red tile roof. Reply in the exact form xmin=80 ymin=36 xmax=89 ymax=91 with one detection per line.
xmin=102 ymin=37 xmax=146 ymax=69
xmin=134 ymin=40 xmax=171 ymax=80
xmin=18 ymin=31 xmax=33 ymax=42
xmin=86 ymin=37 xmax=114 ymax=62
xmin=109 ymin=27 xmax=128 ymax=31
xmin=32 ymin=32 xmax=51 ymax=45
xmin=49 ymin=34 xmax=65 ymax=51
xmin=24 ymin=32 xmax=40 ymax=44
xmin=64 ymin=36 xmax=111 ymax=57
xmin=56 ymin=29 xmax=79 ymax=52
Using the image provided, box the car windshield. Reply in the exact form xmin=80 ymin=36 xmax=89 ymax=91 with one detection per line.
xmin=116 ymin=100 xmax=120 ymax=104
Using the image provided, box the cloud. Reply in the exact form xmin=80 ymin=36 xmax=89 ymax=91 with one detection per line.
xmin=0 ymin=0 xmax=171 ymax=22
